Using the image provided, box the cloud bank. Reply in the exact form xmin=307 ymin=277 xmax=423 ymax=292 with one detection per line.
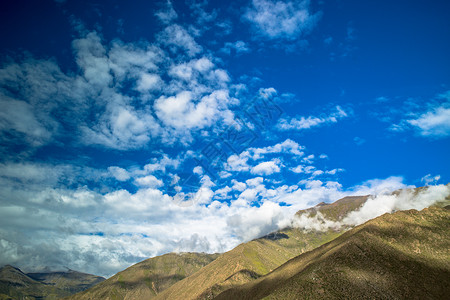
xmin=292 ymin=184 xmax=450 ymax=232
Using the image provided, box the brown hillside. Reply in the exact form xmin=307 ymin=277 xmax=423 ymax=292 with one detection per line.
xmin=153 ymin=196 xmax=368 ymax=300
xmin=216 ymin=205 xmax=450 ymax=300
xmin=0 ymin=265 xmax=104 ymax=300
xmin=66 ymin=252 xmax=219 ymax=300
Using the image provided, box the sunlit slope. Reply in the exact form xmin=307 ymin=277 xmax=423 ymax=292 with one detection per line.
xmin=297 ymin=195 xmax=368 ymax=220
xmin=216 ymin=205 xmax=450 ymax=300
xmin=154 ymin=197 xmax=368 ymax=300
xmin=67 ymin=252 xmax=219 ymax=300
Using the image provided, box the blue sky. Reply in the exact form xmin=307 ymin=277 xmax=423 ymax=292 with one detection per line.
xmin=0 ymin=0 xmax=449 ymax=276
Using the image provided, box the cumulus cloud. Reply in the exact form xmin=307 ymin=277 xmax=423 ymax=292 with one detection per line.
xmin=108 ymin=166 xmax=130 ymax=181
xmin=250 ymin=139 xmax=304 ymax=159
xmin=135 ymin=175 xmax=164 ymax=188
xmin=155 ymin=89 xmax=234 ymax=130
xmin=277 ymin=106 xmax=348 ymax=130
xmin=251 ymin=159 xmax=281 ymax=175
xmin=226 ymin=153 xmax=251 ymax=172
xmin=158 ymin=24 xmax=202 ymax=57
xmin=244 ymin=0 xmax=320 ymax=40
xmin=0 ymin=21 xmax=244 ymax=151
xmin=224 ymin=139 xmax=305 ymax=174
xmin=226 ymin=201 xmax=285 ymax=242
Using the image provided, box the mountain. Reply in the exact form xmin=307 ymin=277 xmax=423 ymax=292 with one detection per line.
xmin=296 ymin=195 xmax=368 ymax=220
xmin=56 ymin=185 xmax=450 ymax=299
xmin=0 ymin=265 xmax=104 ymax=300
xmin=153 ymin=196 xmax=369 ymax=300
xmin=67 ymin=252 xmax=219 ymax=300
xmin=215 ymin=205 xmax=450 ymax=299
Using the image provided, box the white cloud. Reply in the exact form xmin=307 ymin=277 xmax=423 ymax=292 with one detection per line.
xmin=342 ymin=184 xmax=450 ymax=226
xmin=72 ymin=32 xmax=113 ymax=88
xmin=250 ymin=138 xmax=304 ymax=159
xmin=155 ymin=89 xmax=233 ymax=130
xmin=290 ymin=184 xmax=449 ymax=233
xmin=0 ymin=162 xmax=429 ymax=278
xmin=226 ymin=153 xmax=251 ymax=172
xmin=155 ymin=0 xmax=178 ymax=25
xmin=407 ymin=106 xmax=450 ymax=137
xmin=246 ymin=177 xmax=264 ymax=187
xmin=244 ymin=0 xmax=320 ymax=40
xmin=302 ymin=154 xmax=314 ymax=163
xmin=421 ymin=174 xmax=441 ymax=186
xmin=226 ymin=201 xmax=285 ymax=242
xmin=135 ymin=175 xmax=164 ymax=188
xmin=158 ymin=24 xmax=202 ymax=57
xmin=136 ymin=73 xmax=161 ymax=92
xmin=385 ymin=91 xmax=450 ymax=139
xmin=0 ymin=27 xmax=239 ymax=150
xmin=221 ymin=41 xmax=250 ymax=55
xmin=251 ymin=159 xmax=281 ymax=175
xmin=348 ymin=176 xmax=411 ymax=196
xmin=187 ymin=0 xmax=218 ymax=28
xmin=277 ymin=105 xmax=348 ymax=130
xmin=291 ymin=165 xmax=305 ymax=173
xmin=108 ymin=166 xmax=130 ymax=181
xmin=231 ymin=179 xmax=247 ymax=192
xmin=0 ymin=97 xmax=52 ymax=145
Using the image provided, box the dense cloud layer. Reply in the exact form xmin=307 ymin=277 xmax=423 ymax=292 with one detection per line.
xmin=292 ymin=184 xmax=450 ymax=232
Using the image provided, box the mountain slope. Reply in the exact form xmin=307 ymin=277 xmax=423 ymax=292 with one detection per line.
xmin=0 ymin=265 xmax=104 ymax=300
xmin=27 ymin=269 xmax=105 ymax=295
xmin=216 ymin=205 xmax=450 ymax=299
xmin=154 ymin=197 xmax=368 ymax=300
xmin=297 ymin=195 xmax=368 ymax=220
xmin=67 ymin=252 xmax=219 ymax=300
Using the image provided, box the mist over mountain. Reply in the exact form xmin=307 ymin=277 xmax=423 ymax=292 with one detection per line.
xmin=216 ymin=205 xmax=450 ymax=299
xmin=64 ymin=185 xmax=450 ymax=300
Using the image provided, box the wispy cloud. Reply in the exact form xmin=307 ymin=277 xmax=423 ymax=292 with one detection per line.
xmin=388 ymin=91 xmax=450 ymax=138
xmin=277 ymin=105 xmax=348 ymax=131
xmin=155 ymin=0 xmax=178 ymax=25
xmin=406 ymin=106 xmax=450 ymax=137
xmin=220 ymin=41 xmax=250 ymax=55
xmin=244 ymin=0 xmax=321 ymax=40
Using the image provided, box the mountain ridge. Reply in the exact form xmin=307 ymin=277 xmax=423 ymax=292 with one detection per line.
xmin=0 ymin=265 xmax=104 ymax=300
xmin=215 ymin=205 xmax=450 ymax=299
xmin=66 ymin=252 xmax=219 ymax=300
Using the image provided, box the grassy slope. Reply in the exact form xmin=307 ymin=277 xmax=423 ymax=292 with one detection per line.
xmin=0 ymin=265 xmax=104 ymax=300
xmin=154 ymin=197 xmax=368 ymax=300
xmin=216 ymin=205 xmax=450 ymax=300
xmin=67 ymin=252 xmax=219 ymax=300
xmin=298 ymin=196 xmax=368 ymax=220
